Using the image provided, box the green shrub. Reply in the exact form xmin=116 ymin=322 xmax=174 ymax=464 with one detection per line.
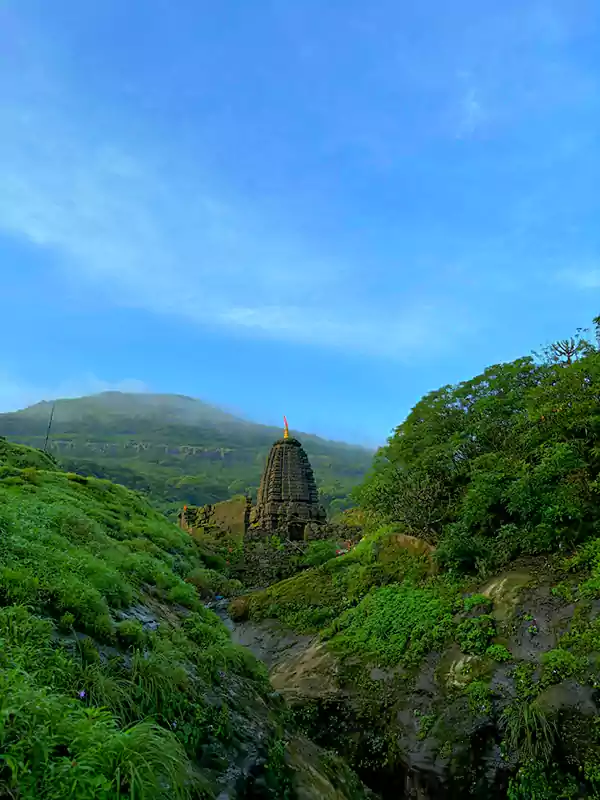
xmin=222 ymin=578 xmax=243 ymax=596
xmin=185 ymin=566 xmax=224 ymax=596
xmin=456 ymin=615 xmax=495 ymax=655
xmin=182 ymin=609 xmax=230 ymax=649
xmin=355 ymin=332 xmax=600 ymax=573
xmin=116 ymin=619 xmax=146 ymax=649
xmin=167 ymin=581 xmax=199 ymax=608
xmin=541 ymin=649 xmax=585 ymax=687
xmin=59 ymin=611 xmax=76 ymax=631
xmin=264 ymin=737 xmax=293 ymax=799
xmin=78 ymin=635 xmax=101 ymax=665
xmin=466 ymin=680 xmax=493 ymax=715
xmin=508 ymin=763 xmax=580 ymax=800
xmin=414 ymin=711 xmax=436 ymax=741
xmin=301 ymin=540 xmax=338 ymax=568
xmin=486 ymin=644 xmax=511 ymax=662
xmin=325 ymin=582 xmax=458 ymax=667
xmin=463 ymin=593 xmax=492 ymax=613
xmin=200 ymin=551 xmax=228 ymax=573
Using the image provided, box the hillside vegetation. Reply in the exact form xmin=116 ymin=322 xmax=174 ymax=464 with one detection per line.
xmin=237 ymin=318 xmax=600 ymax=799
xmin=0 ymin=392 xmax=372 ymax=518
xmin=0 ymin=437 xmax=367 ymax=799
xmin=356 ymin=321 xmax=600 ymax=571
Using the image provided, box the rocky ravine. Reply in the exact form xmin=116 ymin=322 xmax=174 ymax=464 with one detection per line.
xmin=212 ymin=562 xmax=600 ymax=800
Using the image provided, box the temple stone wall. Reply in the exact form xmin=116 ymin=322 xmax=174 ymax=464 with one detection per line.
xmin=180 ymin=495 xmax=250 ymax=539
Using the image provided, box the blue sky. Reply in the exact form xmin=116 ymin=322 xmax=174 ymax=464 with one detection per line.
xmin=1 ymin=0 xmax=599 ymax=446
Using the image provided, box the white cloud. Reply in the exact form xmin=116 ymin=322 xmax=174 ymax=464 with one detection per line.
xmin=0 ymin=371 xmax=148 ymax=414
xmin=216 ymin=301 xmax=466 ymax=358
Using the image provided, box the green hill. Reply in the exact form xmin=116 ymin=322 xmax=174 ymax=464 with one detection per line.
xmin=0 ymin=438 xmax=368 ymax=799
xmin=0 ymin=392 xmax=373 ymax=518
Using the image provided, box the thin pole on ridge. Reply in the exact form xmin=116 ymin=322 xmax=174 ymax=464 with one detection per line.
xmin=43 ymin=402 xmax=56 ymax=454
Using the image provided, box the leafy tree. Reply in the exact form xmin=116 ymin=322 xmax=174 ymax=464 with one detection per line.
xmin=356 ymin=316 xmax=600 ymax=572
xmin=534 ymin=326 xmax=595 ymax=365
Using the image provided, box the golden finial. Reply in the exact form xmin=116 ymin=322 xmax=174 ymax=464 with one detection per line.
xmin=283 ymin=415 xmax=289 ymax=439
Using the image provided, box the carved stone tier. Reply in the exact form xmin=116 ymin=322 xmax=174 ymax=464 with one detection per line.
xmin=250 ymin=436 xmax=326 ymax=539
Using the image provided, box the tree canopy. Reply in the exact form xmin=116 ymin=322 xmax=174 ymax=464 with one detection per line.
xmin=355 ymin=318 xmax=600 ymax=572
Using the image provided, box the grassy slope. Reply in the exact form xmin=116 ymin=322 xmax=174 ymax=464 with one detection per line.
xmin=0 ymin=392 xmax=372 ymax=517
xmin=243 ymin=528 xmax=466 ymax=660
xmin=0 ymin=438 xmax=316 ymax=799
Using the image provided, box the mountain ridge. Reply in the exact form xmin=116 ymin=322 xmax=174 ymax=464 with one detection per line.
xmin=15 ymin=391 xmax=373 ymax=449
xmin=0 ymin=392 xmax=373 ymax=517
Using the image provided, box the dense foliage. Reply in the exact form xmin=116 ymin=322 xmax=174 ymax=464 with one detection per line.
xmin=356 ymin=320 xmax=600 ymax=573
xmin=0 ymin=392 xmax=371 ymax=519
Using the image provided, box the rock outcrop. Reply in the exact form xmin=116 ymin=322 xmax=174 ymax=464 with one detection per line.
xmin=223 ymin=540 xmax=600 ymax=799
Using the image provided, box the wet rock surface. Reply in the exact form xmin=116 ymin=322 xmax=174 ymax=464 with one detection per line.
xmin=214 ymin=563 xmax=600 ymax=799
xmin=210 ymin=597 xmax=314 ymax=670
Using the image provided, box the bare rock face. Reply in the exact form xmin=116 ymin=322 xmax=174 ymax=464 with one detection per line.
xmin=250 ymin=436 xmax=326 ymax=540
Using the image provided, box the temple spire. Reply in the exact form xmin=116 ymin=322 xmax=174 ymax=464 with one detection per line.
xmin=251 ymin=423 xmax=326 ymax=539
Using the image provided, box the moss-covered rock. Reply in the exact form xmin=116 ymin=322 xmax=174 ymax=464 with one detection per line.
xmin=230 ymin=535 xmax=600 ymax=798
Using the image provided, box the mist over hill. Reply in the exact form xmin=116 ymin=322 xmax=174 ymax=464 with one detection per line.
xmin=0 ymin=392 xmax=373 ymax=517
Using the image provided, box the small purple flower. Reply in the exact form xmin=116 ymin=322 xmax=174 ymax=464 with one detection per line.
xmin=171 ymin=721 xmax=177 ymax=729
xmin=78 ymin=690 xmax=86 ymax=700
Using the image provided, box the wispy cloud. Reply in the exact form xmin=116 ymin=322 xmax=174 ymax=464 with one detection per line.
xmin=0 ymin=11 xmax=475 ymax=361
xmin=449 ymin=4 xmax=596 ymax=140
xmin=556 ymin=266 xmax=600 ymax=290
xmin=0 ymin=370 xmax=148 ymax=414
xmin=456 ymin=83 xmax=486 ymax=139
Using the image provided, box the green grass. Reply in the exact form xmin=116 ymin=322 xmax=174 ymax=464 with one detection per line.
xmin=501 ymin=699 xmax=557 ymax=764
xmin=0 ymin=442 xmax=290 ymax=799
xmin=324 ymin=580 xmax=460 ymax=667
xmin=246 ymin=527 xmax=435 ymax=633
xmin=0 ymin=604 xmax=195 ymax=799
xmin=0 ymin=462 xmax=237 ymax=636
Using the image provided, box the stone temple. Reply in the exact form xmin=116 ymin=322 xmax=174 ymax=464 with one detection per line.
xmin=250 ymin=418 xmax=326 ymax=540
